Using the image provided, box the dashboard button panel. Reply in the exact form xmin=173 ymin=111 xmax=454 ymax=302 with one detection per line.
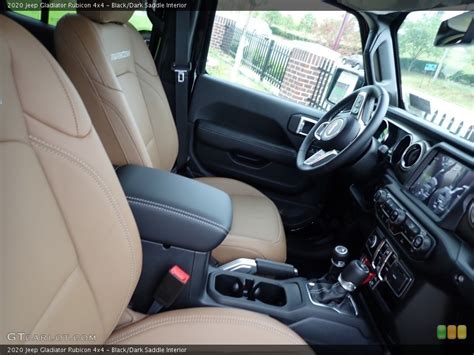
xmin=374 ymin=189 xmax=436 ymax=260
xmin=365 ymin=233 xmax=413 ymax=297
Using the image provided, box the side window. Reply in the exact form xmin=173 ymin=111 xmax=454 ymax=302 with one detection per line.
xmin=207 ymin=9 xmax=363 ymax=111
xmin=398 ymin=11 xmax=473 ymax=142
xmin=129 ymin=10 xmax=153 ymax=32
xmin=7 ymin=2 xmax=152 ymax=32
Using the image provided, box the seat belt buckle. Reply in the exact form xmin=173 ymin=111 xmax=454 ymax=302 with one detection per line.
xmin=150 ymin=265 xmax=190 ymax=313
xmin=172 ymin=63 xmax=191 ymax=83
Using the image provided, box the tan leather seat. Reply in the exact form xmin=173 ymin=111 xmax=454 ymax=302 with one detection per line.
xmin=0 ymin=14 xmax=306 ymax=346
xmin=54 ymin=8 xmax=286 ymax=263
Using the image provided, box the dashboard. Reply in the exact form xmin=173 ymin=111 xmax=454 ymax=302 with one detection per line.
xmin=362 ymin=117 xmax=473 ymax=345
xmin=375 ymin=119 xmax=473 ymax=240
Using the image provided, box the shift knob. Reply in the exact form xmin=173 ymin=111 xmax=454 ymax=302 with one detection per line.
xmin=338 ymin=260 xmax=369 ymax=292
xmin=332 ymin=245 xmax=350 ymax=267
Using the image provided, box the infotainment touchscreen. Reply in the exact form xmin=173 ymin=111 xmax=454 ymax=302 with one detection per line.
xmin=409 ymin=153 xmax=473 ymax=216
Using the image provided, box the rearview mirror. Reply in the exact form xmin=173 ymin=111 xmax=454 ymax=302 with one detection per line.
xmin=434 ymin=11 xmax=474 ymax=47
xmin=325 ymin=68 xmax=364 ymax=106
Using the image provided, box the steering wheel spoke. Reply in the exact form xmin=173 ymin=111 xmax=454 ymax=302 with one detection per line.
xmin=304 ymin=148 xmax=339 ymax=166
xmin=314 ymin=121 xmax=329 ymax=141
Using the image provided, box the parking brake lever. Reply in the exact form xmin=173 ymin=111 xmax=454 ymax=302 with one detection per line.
xmin=255 ymin=258 xmax=298 ymax=279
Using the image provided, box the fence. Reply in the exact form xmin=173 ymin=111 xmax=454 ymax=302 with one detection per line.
xmin=422 ymin=110 xmax=474 ymax=142
xmin=307 ymin=58 xmax=337 ymax=111
xmin=226 ymin=28 xmax=292 ymax=88
xmin=212 ymin=17 xmax=338 ymax=111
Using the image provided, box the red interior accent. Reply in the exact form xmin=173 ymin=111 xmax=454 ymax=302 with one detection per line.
xmin=361 ymin=256 xmax=376 ymax=285
xmin=169 ymin=265 xmax=190 ymax=284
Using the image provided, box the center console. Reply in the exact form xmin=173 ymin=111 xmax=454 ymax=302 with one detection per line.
xmin=117 ymin=164 xmax=380 ymax=346
xmin=117 ymin=165 xmax=233 ymax=312
xmin=206 ymin=258 xmax=378 ymax=345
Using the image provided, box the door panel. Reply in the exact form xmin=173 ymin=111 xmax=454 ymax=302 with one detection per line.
xmin=189 ymin=75 xmax=330 ymax=229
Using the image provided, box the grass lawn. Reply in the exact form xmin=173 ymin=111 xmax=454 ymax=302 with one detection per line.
xmin=401 ymin=70 xmax=473 ymax=110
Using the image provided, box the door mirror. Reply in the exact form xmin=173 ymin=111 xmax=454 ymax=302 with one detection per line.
xmin=434 ymin=11 xmax=474 ymax=47
xmin=325 ymin=68 xmax=364 ymax=105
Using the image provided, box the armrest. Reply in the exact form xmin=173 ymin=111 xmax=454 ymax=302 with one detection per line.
xmin=117 ymin=165 xmax=232 ymax=252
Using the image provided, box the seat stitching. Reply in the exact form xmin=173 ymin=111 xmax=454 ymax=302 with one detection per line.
xmin=23 ymin=139 xmax=107 ymax=337
xmin=6 ymin=37 xmax=106 ymax=334
xmin=43 ymin=55 xmax=80 ymax=136
xmin=108 ymin=315 xmax=302 ymax=344
xmin=126 ymin=197 xmax=229 ymax=233
xmin=5 ymin=28 xmax=83 ymax=138
xmin=135 ymin=70 xmax=170 ymax=104
xmin=29 ymin=135 xmax=137 ymax=334
xmin=116 ymin=71 xmax=134 ymax=78
xmin=68 ymin=16 xmax=107 ymax=85
xmin=126 ymin=48 xmax=161 ymax=168
xmin=98 ymin=95 xmax=148 ymax=166
xmin=27 ymin=266 xmax=84 ymax=337
xmin=55 ymin=35 xmax=132 ymax=164
xmin=135 ymin=61 xmax=157 ymax=76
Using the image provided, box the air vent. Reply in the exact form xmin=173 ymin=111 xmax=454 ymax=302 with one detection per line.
xmin=401 ymin=142 xmax=426 ymax=170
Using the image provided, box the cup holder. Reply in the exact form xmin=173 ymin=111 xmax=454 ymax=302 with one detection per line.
xmin=215 ymin=274 xmax=243 ymax=298
xmin=253 ymin=282 xmax=287 ymax=307
xmin=214 ymin=274 xmax=286 ymax=307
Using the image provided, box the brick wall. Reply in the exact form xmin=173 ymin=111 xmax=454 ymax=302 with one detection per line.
xmin=279 ymin=48 xmax=334 ymax=106
xmin=210 ymin=16 xmax=236 ymax=51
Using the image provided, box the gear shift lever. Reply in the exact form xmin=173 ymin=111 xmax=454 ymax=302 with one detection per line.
xmin=308 ymin=260 xmax=369 ymax=314
xmin=338 ymin=260 xmax=370 ymax=292
xmin=326 ymin=245 xmax=350 ymax=282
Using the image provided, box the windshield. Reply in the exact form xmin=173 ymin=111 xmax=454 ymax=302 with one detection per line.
xmin=398 ymin=11 xmax=473 ymax=143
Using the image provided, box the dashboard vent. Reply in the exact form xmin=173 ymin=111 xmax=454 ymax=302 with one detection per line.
xmin=401 ymin=142 xmax=426 ymax=170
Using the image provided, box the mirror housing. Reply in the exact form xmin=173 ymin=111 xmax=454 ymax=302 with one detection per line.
xmin=434 ymin=11 xmax=474 ymax=47
xmin=325 ymin=67 xmax=364 ymax=105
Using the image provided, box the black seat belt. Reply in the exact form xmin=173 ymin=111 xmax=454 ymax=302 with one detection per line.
xmin=173 ymin=9 xmax=192 ymax=171
xmin=146 ymin=7 xmax=165 ymax=57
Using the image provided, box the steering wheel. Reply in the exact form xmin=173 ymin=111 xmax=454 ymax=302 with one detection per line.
xmin=297 ymin=85 xmax=389 ymax=173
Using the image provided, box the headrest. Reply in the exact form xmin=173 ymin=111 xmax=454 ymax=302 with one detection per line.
xmin=77 ymin=1 xmax=134 ymax=24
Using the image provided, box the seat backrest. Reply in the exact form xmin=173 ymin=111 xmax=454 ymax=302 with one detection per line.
xmin=55 ymin=9 xmax=179 ymax=171
xmin=0 ymin=15 xmax=142 ymax=344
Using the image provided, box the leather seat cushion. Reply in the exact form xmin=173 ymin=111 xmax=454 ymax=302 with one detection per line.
xmin=107 ymin=307 xmax=306 ymax=345
xmin=196 ymin=178 xmax=286 ymax=263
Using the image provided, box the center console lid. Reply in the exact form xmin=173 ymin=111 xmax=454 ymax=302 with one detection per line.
xmin=117 ymin=165 xmax=232 ymax=252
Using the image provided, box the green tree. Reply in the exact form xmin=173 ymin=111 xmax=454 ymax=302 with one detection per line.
xmin=261 ymin=11 xmax=285 ymax=27
xmin=398 ymin=12 xmax=444 ymax=71
xmin=298 ymin=13 xmax=315 ymax=33
xmin=311 ymin=18 xmax=341 ymax=47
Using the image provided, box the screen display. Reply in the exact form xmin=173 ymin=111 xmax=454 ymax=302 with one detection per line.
xmin=409 ymin=153 xmax=473 ymax=216
xmin=327 ymin=71 xmax=359 ymax=104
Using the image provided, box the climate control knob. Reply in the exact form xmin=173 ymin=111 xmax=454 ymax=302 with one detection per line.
xmin=374 ymin=189 xmax=388 ymax=203
xmin=367 ymin=234 xmax=378 ymax=249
